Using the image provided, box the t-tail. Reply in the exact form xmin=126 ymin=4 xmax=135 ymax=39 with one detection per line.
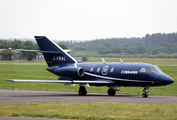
xmin=34 ymin=36 xmax=77 ymax=67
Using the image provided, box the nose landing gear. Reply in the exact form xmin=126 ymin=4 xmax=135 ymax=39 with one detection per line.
xmin=142 ymin=87 xmax=149 ymax=98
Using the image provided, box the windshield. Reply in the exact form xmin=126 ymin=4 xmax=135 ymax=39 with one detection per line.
xmin=150 ymin=66 xmax=162 ymax=73
xmin=140 ymin=66 xmax=163 ymax=73
xmin=139 ymin=67 xmax=151 ymax=73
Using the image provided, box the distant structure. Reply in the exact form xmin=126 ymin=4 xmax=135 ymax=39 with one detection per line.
xmin=12 ymin=52 xmax=44 ymax=61
xmin=35 ymin=53 xmax=45 ymax=61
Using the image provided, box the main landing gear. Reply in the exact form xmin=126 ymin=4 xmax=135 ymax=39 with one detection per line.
xmin=107 ymin=88 xmax=116 ymax=96
xmin=142 ymin=87 xmax=149 ymax=98
xmin=78 ymin=86 xmax=87 ymax=96
xmin=78 ymin=87 xmax=117 ymax=96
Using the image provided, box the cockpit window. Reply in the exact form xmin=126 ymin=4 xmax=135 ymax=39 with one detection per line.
xmin=140 ymin=66 xmax=162 ymax=73
xmin=146 ymin=67 xmax=151 ymax=73
xmin=140 ymin=67 xmax=146 ymax=72
xmin=150 ymin=67 xmax=158 ymax=73
xmin=155 ymin=66 xmax=163 ymax=73
xmin=150 ymin=66 xmax=162 ymax=73
xmin=140 ymin=67 xmax=151 ymax=73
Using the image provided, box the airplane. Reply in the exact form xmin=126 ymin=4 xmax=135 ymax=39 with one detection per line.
xmin=6 ymin=36 xmax=174 ymax=98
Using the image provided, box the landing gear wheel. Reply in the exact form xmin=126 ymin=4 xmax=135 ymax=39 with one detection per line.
xmin=142 ymin=93 xmax=148 ymax=98
xmin=108 ymin=88 xmax=116 ymax=96
xmin=78 ymin=86 xmax=87 ymax=96
xmin=142 ymin=87 xmax=149 ymax=98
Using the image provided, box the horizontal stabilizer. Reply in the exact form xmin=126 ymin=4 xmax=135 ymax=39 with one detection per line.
xmin=8 ymin=48 xmax=71 ymax=53
xmin=5 ymin=79 xmax=111 ymax=84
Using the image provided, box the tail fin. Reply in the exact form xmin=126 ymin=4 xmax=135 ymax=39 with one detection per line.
xmin=34 ymin=36 xmax=77 ymax=67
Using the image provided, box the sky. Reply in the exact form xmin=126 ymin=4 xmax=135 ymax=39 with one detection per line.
xmin=0 ymin=0 xmax=177 ymax=40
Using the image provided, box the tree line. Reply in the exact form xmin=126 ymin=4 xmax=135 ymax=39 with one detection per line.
xmin=58 ymin=32 xmax=177 ymax=55
xmin=0 ymin=32 xmax=177 ymax=60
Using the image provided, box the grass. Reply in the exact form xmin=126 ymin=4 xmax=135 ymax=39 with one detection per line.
xmin=0 ymin=58 xmax=177 ymax=120
xmin=0 ymin=102 xmax=177 ymax=120
xmin=88 ymin=58 xmax=177 ymax=66
xmin=71 ymin=52 xmax=177 ymax=59
xmin=0 ymin=58 xmax=177 ymax=96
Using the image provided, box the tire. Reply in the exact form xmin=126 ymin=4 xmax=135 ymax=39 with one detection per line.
xmin=108 ymin=88 xmax=116 ymax=96
xmin=142 ymin=93 xmax=148 ymax=98
xmin=78 ymin=87 xmax=87 ymax=96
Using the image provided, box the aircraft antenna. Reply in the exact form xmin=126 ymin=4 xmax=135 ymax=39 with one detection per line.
xmin=102 ymin=58 xmax=105 ymax=64
xmin=120 ymin=59 xmax=123 ymax=64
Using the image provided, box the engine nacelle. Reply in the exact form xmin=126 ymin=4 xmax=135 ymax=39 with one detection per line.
xmin=54 ymin=67 xmax=84 ymax=77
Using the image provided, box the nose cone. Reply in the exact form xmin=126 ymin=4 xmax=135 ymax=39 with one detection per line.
xmin=156 ymin=74 xmax=174 ymax=85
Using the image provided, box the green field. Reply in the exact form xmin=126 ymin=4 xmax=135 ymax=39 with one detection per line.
xmin=0 ymin=102 xmax=177 ymax=120
xmin=0 ymin=58 xmax=177 ymax=120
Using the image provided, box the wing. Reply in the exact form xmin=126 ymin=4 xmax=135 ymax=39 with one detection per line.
xmin=5 ymin=79 xmax=111 ymax=84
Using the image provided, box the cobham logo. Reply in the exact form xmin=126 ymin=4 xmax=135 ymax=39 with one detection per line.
xmin=102 ymin=66 xmax=109 ymax=75
xmin=121 ymin=70 xmax=138 ymax=74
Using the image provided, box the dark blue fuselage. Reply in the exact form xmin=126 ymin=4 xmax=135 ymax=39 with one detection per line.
xmin=70 ymin=62 xmax=174 ymax=87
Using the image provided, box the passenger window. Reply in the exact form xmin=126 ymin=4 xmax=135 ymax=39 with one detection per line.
xmin=140 ymin=67 xmax=146 ymax=72
xmin=110 ymin=68 xmax=114 ymax=73
xmin=146 ymin=67 xmax=151 ymax=73
xmin=90 ymin=67 xmax=94 ymax=72
xmin=97 ymin=67 xmax=100 ymax=72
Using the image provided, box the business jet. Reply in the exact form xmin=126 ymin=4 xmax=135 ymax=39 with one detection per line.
xmin=6 ymin=36 xmax=174 ymax=98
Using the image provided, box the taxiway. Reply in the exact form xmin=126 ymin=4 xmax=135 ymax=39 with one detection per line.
xmin=0 ymin=90 xmax=177 ymax=103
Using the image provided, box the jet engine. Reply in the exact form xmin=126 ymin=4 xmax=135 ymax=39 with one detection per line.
xmin=53 ymin=67 xmax=84 ymax=77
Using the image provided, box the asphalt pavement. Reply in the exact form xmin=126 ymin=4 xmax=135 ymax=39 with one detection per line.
xmin=0 ymin=90 xmax=177 ymax=103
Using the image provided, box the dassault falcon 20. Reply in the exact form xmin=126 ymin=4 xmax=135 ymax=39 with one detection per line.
xmin=6 ymin=36 xmax=174 ymax=98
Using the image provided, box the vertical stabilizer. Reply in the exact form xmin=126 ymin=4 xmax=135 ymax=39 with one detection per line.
xmin=34 ymin=36 xmax=77 ymax=67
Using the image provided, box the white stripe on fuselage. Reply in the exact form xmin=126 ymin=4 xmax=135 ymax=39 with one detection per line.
xmin=84 ymin=72 xmax=155 ymax=82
